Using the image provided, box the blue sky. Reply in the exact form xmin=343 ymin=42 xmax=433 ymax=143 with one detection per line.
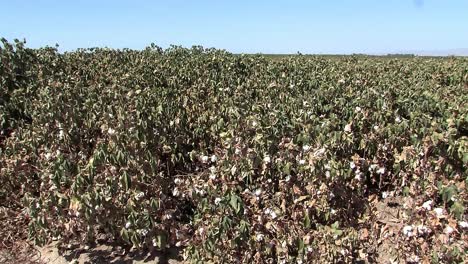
xmin=1 ymin=0 xmax=467 ymax=54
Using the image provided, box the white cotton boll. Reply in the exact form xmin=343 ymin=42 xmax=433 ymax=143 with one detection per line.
xmin=338 ymin=79 xmax=345 ymax=84
xmin=377 ymin=167 xmax=385 ymax=174
xmin=302 ymin=145 xmax=311 ymax=152
xmin=299 ymin=159 xmax=306 ymax=165
xmin=355 ymin=106 xmax=362 ymax=112
xmin=458 ymin=221 xmax=468 ymax=229
xmin=235 ymin=148 xmax=241 ymax=155
xmin=285 ymin=175 xmax=291 ymax=182
xmin=125 ymin=222 xmax=131 ymax=229
xmin=416 ymin=225 xmax=431 ymax=235
xmin=350 ymin=162 xmax=356 ymax=169
xmin=45 ymin=153 xmax=52 ymax=160
xmin=210 ymin=155 xmax=217 ymax=163
xmin=344 ymin=123 xmax=352 ymax=133
xmin=198 ymin=227 xmax=205 ymax=235
xmin=255 ymin=189 xmax=262 ymax=196
xmin=209 ymin=174 xmax=216 ymax=180
xmin=108 ymin=128 xmax=115 ymax=135
xmin=256 ymin=233 xmax=264 ymax=241
xmin=407 ymin=255 xmax=420 ymax=263
xmin=403 ymin=225 xmax=414 ymax=237
xmin=395 ymin=116 xmax=401 ymax=123
xmin=252 ymin=121 xmax=257 ymax=127
xmin=382 ymin=192 xmax=389 ymax=199
xmin=172 ymin=188 xmax=179 ymax=197
xmin=271 ymin=211 xmax=278 ymax=219
xmin=434 ymin=208 xmax=445 ymax=218
xmin=354 ymin=171 xmax=362 ymax=181
xmin=201 ymin=155 xmax=209 ymax=163
xmin=174 ymin=178 xmax=182 ymax=184
xmin=373 ymin=125 xmax=379 ymax=131
xmin=214 ymin=197 xmax=222 ymax=205
xmin=325 ymin=171 xmax=331 ymax=179
xmin=59 ymin=130 xmax=64 ymax=139
xmin=421 ymin=200 xmax=433 ymax=211
xmin=263 ymin=156 xmax=271 ymax=164
xmin=209 ymin=166 xmax=216 ymax=173
xmin=444 ymin=226 xmax=454 ymax=235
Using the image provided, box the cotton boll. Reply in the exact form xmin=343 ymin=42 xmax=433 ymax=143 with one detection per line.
xmin=434 ymin=208 xmax=445 ymax=218
xmin=403 ymin=225 xmax=414 ymax=237
xmin=344 ymin=123 xmax=352 ymax=133
xmin=421 ymin=200 xmax=433 ymax=211
xmin=458 ymin=221 xmax=468 ymax=229
xmin=444 ymin=226 xmax=454 ymax=235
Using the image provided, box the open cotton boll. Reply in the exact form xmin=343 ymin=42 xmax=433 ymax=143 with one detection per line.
xmin=403 ymin=225 xmax=414 ymax=237
xmin=421 ymin=200 xmax=433 ymax=211
xmin=344 ymin=123 xmax=352 ymax=133
xmin=458 ymin=221 xmax=468 ymax=229
xmin=377 ymin=167 xmax=385 ymax=174
xmin=201 ymin=155 xmax=209 ymax=163
xmin=434 ymin=208 xmax=445 ymax=218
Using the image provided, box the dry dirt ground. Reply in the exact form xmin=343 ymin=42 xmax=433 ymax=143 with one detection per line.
xmin=1 ymin=242 xmax=183 ymax=264
xmin=37 ymin=243 xmax=183 ymax=264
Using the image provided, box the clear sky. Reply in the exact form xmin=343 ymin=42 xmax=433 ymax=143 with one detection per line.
xmin=1 ymin=0 xmax=467 ymax=54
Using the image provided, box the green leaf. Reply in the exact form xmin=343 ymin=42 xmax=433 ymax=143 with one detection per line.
xmin=450 ymin=201 xmax=465 ymax=220
xmin=304 ymin=212 xmax=311 ymax=229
